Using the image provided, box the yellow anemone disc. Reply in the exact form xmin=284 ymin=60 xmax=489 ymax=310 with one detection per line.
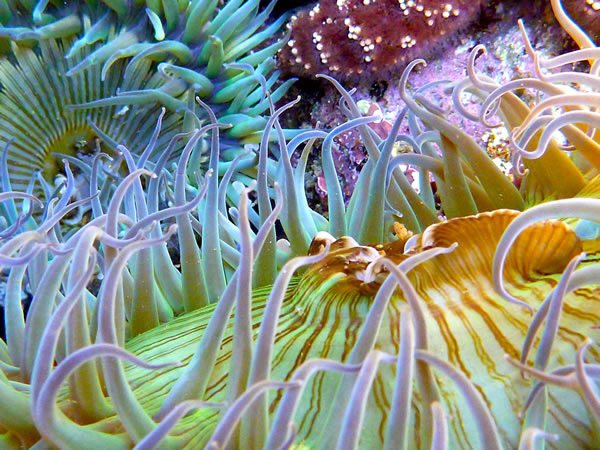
xmin=93 ymin=211 xmax=599 ymax=448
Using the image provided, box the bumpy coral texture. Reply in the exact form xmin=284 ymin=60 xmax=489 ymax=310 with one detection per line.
xmin=279 ymin=0 xmax=486 ymax=79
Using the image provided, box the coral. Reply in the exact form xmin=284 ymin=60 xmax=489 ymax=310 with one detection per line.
xmin=279 ymin=0 xmax=488 ymax=79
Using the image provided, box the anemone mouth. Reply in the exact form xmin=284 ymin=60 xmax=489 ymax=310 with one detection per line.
xmin=32 ymin=127 xmax=103 ymax=180
xmin=306 ymin=231 xmax=411 ymax=291
xmin=304 ymin=210 xmax=584 ymax=296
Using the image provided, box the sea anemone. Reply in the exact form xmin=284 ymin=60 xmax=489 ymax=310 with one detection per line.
xmin=0 ymin=0 xmax=294 ymax=198
xmin=2 ymin=0 xmax=600 ymax=449
xmin=3 ymin=136 xmax=600 ymax=448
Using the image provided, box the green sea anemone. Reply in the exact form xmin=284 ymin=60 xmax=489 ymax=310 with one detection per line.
xmin=2 ymin=0 xmax=600 ymax=448
xmin=0 ymin=0 xmax=294 ymax=199
xmin=2 ymin=148 xmax=600 ymax=448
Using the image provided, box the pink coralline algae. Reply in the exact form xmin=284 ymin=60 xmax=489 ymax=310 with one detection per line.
xmin=279 ymin=0 xmax=488 ymax=79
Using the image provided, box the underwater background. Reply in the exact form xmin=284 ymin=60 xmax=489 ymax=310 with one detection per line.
xmin=1 ymin=0 xmax=600 ymax=448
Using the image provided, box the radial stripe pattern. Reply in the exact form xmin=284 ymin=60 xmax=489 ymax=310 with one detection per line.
xmin=114 ymin=211 xmax=600 ymax=448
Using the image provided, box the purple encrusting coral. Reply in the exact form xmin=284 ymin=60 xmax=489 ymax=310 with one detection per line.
xmin=277 ymin=0 xmax=598 ymax=82
xmin=279 ymin=0 xmax=490 ymax=79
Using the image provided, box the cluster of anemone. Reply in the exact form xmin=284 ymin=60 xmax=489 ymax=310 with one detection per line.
xmin=1 ymin=0 xmax=600 ymax=448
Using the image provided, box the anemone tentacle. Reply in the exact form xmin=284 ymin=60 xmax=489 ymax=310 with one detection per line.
xmin=2 ymin=1 xmax=600 ymax=449
xmin=0 ymin=0 xmax=294 ymax=203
